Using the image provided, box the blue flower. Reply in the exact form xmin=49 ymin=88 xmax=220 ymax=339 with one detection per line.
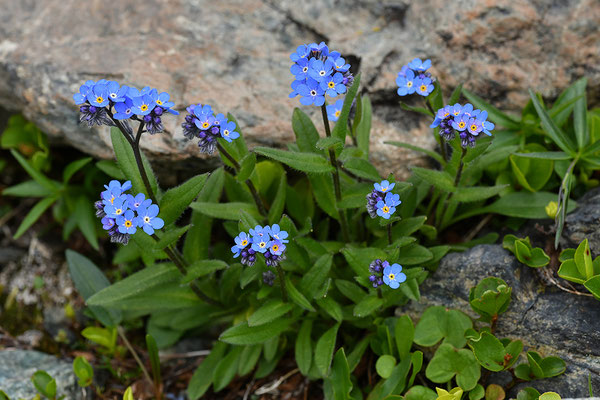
xmin=384 ymin=192 xmax=401 ymax=207
xmin=290 ymin=58 xmax=310 ymax=80
xmin=104 ymin=197 xmax=128 ymax=219
xmin=268 ymin=240 xmax=286 ymax=256
xmin=101 ymin=216 xmax=115 ymax=231
xmin=415 ymin=77 xmax=434 ymax=96
xmin=194 ymin=113 xmax=215 ymax=131
xmin=376 ymin=197 xmax=397 ymax=220
xmin=461 ymin=103 xmax=475 ymax=116
xmin=101 ymin=189 xmax=126 ymax=207
xmin=251 ymin=235 xmax=270 ymax=254
xmin=308 ymin=42 xmax=329 ymax=57
xmin=131 ymin=94 xmax=156 ymax=116
xmin=289 ymin=79 xmax=303 ymax=99
xmin=87 ymin=84 xmax=110 ymax=107
xmin=374 ymin=180 xmax=395 ymax=193
xmin=137 ymin=204 xmax=164 ymax=235
xmin=308 ymin=58 xmax=334 ymax=82
xmin=219 ymin=120 xmax=240 ymax=142
xmin=114 ymin=98 xmax=134 ymax=120
xmin=333 ymin=56 xmax=351 ymax=73
xmin=233 ymin=232 xmax=252 ymax=252
xmin=106 ymin=81 xmax=128 ymax=103
xmin=290 ymin=44 xmax=310 ymax=62
xmin=155 ymin=92 xmax=175 ymax=109
xmin=297 ymin=78 xmax=326 ymax=106
xmin=467 ymin=117 xmax=483 ymax=137
xmin=430 ymin=105 xmax=453 ymax=128
xmin=117 ymin=210 xmax=138 ymax=235
xmin=408 ymin=58 xmax=431 ymax=72
xmin=326 ymin=98 xmax=344 ymax=122
xmin=127 ymin=193 xmax=152 ymax=211
xmin=382 ymin=263 xmax=406 ymax=289
xmin=452 ymin=114 xmax=470 ymax=131
xmin=320 ymin=72 xmax=346 ymax=97
xmin=249 ymin=225 xmax=270 ymax=239
xmin=73 ymin=82 xmax=94 ymax=105
xmin=104 ymin=180 xmax=132 ymax=195
xmin=268 ymin=224 xmax=289 ymax=243
xmin=450 ymin=103 xmax=464 ymax=117
xmin=396 ymin=70 xmax=417 ymax=96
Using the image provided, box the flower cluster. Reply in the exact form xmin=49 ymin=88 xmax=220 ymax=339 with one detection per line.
xmin=288 ymin=42 xmax=353 ymax=107
xmin=231 ymin=224 xmax=289 ymax=268
xmin=369 ymin=259 xmax=407 ymax=289
xmin=430 ymin=103 xmax=495 ymax=148
xmin=366 ymin=180 xmax=402 ymax=220
xmin=94 ymin=180 xmax=164 ymax=245
xmin=181 ymin=103 xmax=240 ymax=154
xmin=396 ymin=58 xmax=435 ymax=97
xmin=73 ymin=79 xmax=178 ymax=134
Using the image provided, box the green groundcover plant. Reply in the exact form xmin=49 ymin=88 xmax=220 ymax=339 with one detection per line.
xmin=4 ymin=41 xmax=600 ymax=399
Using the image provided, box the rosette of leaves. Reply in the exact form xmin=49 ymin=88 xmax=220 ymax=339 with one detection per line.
xmin=502 ymin=235 xmax=550 ymax=268
xmin=469 ymin=277 xmax=512 ymax=323
xmin=558 ymin=239 xmax=600 ymax=299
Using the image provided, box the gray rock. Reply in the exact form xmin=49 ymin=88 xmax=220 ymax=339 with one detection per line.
xmin=0 ymin=1 xmax=597 ymax=177
xmin=563 ymin=187 xmax=600 ymax=252
xmin=0 ymin=349 xmax=81 ymax=399
xmin=403 ymin=245 xmax=600 ymax=397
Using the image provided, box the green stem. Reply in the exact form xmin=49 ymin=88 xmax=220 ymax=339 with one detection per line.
xmin=320 ymin=105 xmax=350 ymax=242
xmin=151 ymin=234 xmax=221 ymax=307
xmin=117 ymin=326 xmax=154 ymax=389
xmin=437 ymin=147 xmax=467 ymax=229
xmin=130 ymin=122 xmax=158 ymax=204
xmin=275 ymin=264 xmax=288 ymax=302
xmin=216 ymin=143 xmax=268 ymax=218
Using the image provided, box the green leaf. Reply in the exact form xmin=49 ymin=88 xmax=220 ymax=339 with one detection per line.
xmin=182 ymin=259 xmax=228 ymax=283
xmin=405 ymin=386 xmax=437 ymax=400
xmin=316 ymin=297 xmax=343 ymax=321
xmin=87 ymin=264 xmax=180 ymax=308
xmin=425 ymin=343 xmax=481 ymax=391
xmin=399 ymin=102 xmax=434 ymax=117
xmin=356 ymin=95 xmax=372 ymax=158
xmin=469 ymin=277 xmax=512 ymax=322
xmin=31 ymin=370 xmax=57 ymax=399
xmin=66 ymin=250 xmax=122 ymax=326
xmin=449 ymin=83 xmax=464 ymax=105
xmin=159 ymin=174 xmax=208 ymax=225
xmin=10 ymin=149 xmax=58 ymax=191
xmin=395 ymin=315 xmax=414 ymax=360
xmin=529 ymin=90 xmax=576 ymax=155
xmin=73 ymin=356 xmax=94 ymax=387
xmin=146 ymin=334 xmax=161 ymax=387
xmin=347 ymin=337 xmax=370 ymax=373
xmin=190 ymin=201 xmax=260 ymax=220
xmin=331 ymin=348 xmax=353 ymax=400
xmin=314 ymin=323 xmax=340 ymax=377
xmin=408 ymin=351 xmax=424 ymax=388
xmin=248 ymin=299 xmax=293 ymax=327
xmin=219 ymin=318 xmax=293 ymax=345
xmin=411 ymin=167 xmax=455 ymax=192
xmin=316 ymin=136 xmax=344 ymax=150
xmin=110 ymin=127 xmax=159 ymax=198
xmin=512 ymin=151 xmax=571 ymax=160
xmin=153 ymin=225 xmax=190 ymax=250
xmin=462 ymin=89 xmax=520 ymax=129
xmin=13 ymin=196 xmax=57 ymax=239
xmin=572 ymin=77 xmax=589 ymax=148
xmin=285 ymin=276 xmax=315 ymax=312
xmin=63 ymin=157 xmax=92 ymax=183
xmin=381 ymin=356 xmax=412 ymax=396
xmin=453 ymin=185 xmax=508 ymax=202
xmin=342 ymin=247 xmax=387 ymax=278
xmin=295 ymin=320 xmax=313 ymax=375
xmin=397 ymin=244 xmax=433 ymax=265
xmin=254 ymin=147 xmax=334 ymax=174
xmin=332 ymin=73 xmax=361 ymax=141
xmin=238 ymin=345 xmax=262 ymax=376
xmin=584 ymin=275 xmax=600 ymax=299
xmin=74 ymin=196 xmax=99 ymax=250
xmin=342 ymin=157 xmax=381 ymax=181
xmin=308 ymin=174 xmax=338 ymax=219
xmin=467 ymin=332 xmax=506 ymax=371
xmin=213 ymin=346 xmax=243 ymax=391
xmin=82 ymin=326 xmax=116 ymax=351
xmin=353 ymin=295 xmax=383 ymax=317
xmin=376 ymin=355 xmax=397 ymax=379
xmin=300 ymin=254 xmax=333 ymax=299
xmin=2 ymin=180 xmax=52 ymax=197
xmin=292 ymin=108 xmax=321 ymax=153
xmin=237 ymin=153 xmax=257 ymax=182
xmin=188 ymin=342 xmax=227 ymax=399
xmin=268 ymin=172 xmax=287 ymax=224
xmin=335 ymin=279 xmax=367 ymax=304
xmin=414 ymin=306 xmax=472 ymax=348
xmin=385 ymin=141 xmax=444 ymax=164
xmin=96 ymin=160 xmax=126 ymax=179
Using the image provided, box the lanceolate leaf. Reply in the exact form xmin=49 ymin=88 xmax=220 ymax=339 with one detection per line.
xmin=159 ymin=174 xmax=208 ymax=225
xmin=13 ymin=196 xmax=57 ymax=239
xmin=529 ymin=90 xmax=577 ymax=155
xmin=411 ymin=167 xmax=455 ymax=192
xmin=254 ymin=147 xmax=334 ymax=174
xmin=292 ymin=108 xmax=321 ymax=153
xmin=462 ymin=89 xmax=520 ymax=129
xmin=219 ymin=318 xmax=293 ymax=345
xmin=332 ymin=73 xmax=361 ymax=141
xmin=356 ymin=95 xmax=372 ymax=158
xmin=314 ymin=323 xmax=340 ymax=377
xmin=190 ymin=202 xmax=261 ymax=221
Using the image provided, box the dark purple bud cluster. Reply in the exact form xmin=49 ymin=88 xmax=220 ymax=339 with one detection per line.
xmin=262 ymin=271 xmax=276 ymax=286
xmin=79 ymin=105 xmax=114 ymax=127
xmin=439 ymin=117 xmax=456 ymax=141
xmin=264 ymin=250 xmax=286 ymax=268
xmin=368 ymin=259 xmax=386 ymax=288
xmin=144 ymin=106 xmax=164 ymax=134
xmin=94 ymin=201 xmax=130 ymax=245
xmin=240 ymin=246 xmax=257 ymax=267
xmin=366 ymin=190 xmax=385 ymax=218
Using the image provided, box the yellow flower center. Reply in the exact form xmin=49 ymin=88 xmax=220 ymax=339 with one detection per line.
xmin=223 ymin=130 xmax=229 ymax=136
xmin=144 ymin=216 xmax=150 ymax=223
xmin=96 ymin=96 xmax=104 ymax=103
xmin=115 ymin=208 xmax=123 ymax=215
xmin=156 ymin=100 xmax=163 ymax=105
xmin=328 ymin=81 xmax=335 ymax=88
xmin=443 ymin=112 xmax=450 ymax=117
xmin=140 ymin=104 xmax=148 ymax=111
xmin=454 ymin=111 xmax=460 ymax=116
xmin=259 ymin=242 xmax=266 ymax=248
xmin=381 ymin=187 xmax=387 ymax=192
xmin=109 ymin=196 xmax=115 ymax=204
xmin=420 ymin=85 xmax=427 ymax=92
xmin=334 ymin=110 xmax=340 ymax=117
xmin=125 ymin=220 xmax=132 ymax=227
xmin=202 ymin=122 xmax=210 ymax=129
xmin=470 ymin=124 xmax=478 ymax=131
xmin=382 ymin=206 xmax=390 ymax=213
xmin=389 ymin=273 xmax=395 ymax=280
xmin=406 ymin=81 xmax=413 ymax=88
xmin=272 ymin=245 xmax=279 ymax=252
xmin=241 ymin=239 xmax=248 ymax=246
xmin=458 ymin=122 xmax=466 ymax=128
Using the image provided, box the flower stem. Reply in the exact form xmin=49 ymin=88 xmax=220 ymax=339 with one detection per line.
xmin=387 ymin=224 xmax=393 ymax=245
xmin=117 ymin=326 xmax=154 ymax=390
xmin=151 ymin=234 xmax=221 ymax=307
xmin=437 ymin=147 xmax=467 ymax=229
xmin=130 ymin=122 xmax=159 ymax=205
xmin=275 ymin=264 xmax=288 ymax=302
xmin=216 ymin=142 xmax=268 ymax=218
xmin=320 ymin=105 xmax=350 ymax=242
